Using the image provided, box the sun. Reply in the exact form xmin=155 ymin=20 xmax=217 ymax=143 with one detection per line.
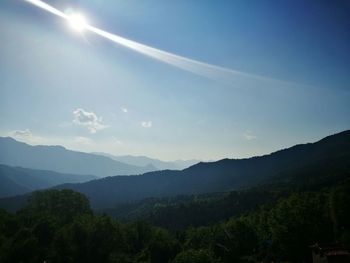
xmin=68 ymin=13 xmax=88 ymax=32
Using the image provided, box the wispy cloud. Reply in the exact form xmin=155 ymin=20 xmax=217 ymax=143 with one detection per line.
xmin=73 ymin=108 xmax=108 ymax=133
xmin=141 ymin=121 xmax=152 ymax=128
xmin=121 ymin=107 xmax=128 ymax=113
xmin=243 ymin=130 xmax=257 ymax=140
xmin=5 ymin=131 xmax=96 ymax=152
xmin=9 ymin=129 xmax=32 ymax=138
xmin=8 ymin=129 xmax=44 ymax=144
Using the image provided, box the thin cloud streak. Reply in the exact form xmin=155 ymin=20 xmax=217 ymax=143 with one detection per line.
xmin=25 ymin=0 xmax=295 ymax=88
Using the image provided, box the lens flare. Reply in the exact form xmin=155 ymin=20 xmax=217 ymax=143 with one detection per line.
xmin=68 ymin=13 xmax=88 ymax=32
xmin=24 ymin=0 xmax=296 ymax=88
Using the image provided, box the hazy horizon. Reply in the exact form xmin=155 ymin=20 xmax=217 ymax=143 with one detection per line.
xmin=1 ymin=129 xmax=348 ymax=163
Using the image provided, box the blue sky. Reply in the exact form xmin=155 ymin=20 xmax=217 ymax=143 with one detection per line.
xmin=0 ymin=0 xmax=349 ymax=160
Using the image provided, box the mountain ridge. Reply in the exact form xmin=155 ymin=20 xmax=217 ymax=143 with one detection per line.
xmin=53 ymin=130 xmax=350 ymax=208
xmin=0 ymin=164 xmax=97 ymax=198
xmin=92 ymin=152 xmax=200 ymax=170
xmin=0 ymin=137 xmax=157 ymax=177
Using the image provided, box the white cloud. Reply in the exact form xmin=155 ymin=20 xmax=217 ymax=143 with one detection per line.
xmin=9 ymin=129 xmax=32 ymax=138
xmin=73 ymin=108 xmax=108 ymax=133
xmin=141 ymin=121 xmax=152 ymax=128
xmin=121 ymin=107 xmax=128 ymax=113
xmin=8 ymin=129 xmax=45 ymax=144
xmin=243 ymin=130 xmax=257 ymax=140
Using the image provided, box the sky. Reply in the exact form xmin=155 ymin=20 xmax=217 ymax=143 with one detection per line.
xmin=0 ymin=0 xmax=349 ymax=161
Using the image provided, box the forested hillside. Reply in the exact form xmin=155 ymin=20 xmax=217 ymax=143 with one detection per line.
xmin=0 ymin=178 xmax=349 ymax=262
xmin=0 ymin=131 xmax=349 ymax=262
xmin=97 ymin=151 xmax=350 ymax=230
xmin=55 ymin=130 xmax=350 ymax=208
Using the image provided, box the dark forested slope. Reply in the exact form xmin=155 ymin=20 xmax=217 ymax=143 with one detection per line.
xmin=55 ymin=130 xmax=350 ymax=208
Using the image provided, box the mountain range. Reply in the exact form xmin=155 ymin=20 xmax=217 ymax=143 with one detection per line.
xmin=92 ymin=152 xmax=199 ymax=170
xmin=0 ymin=137 xmax=157 ymax=177
xmin=0 ymin=130 xmax=349 ymax=211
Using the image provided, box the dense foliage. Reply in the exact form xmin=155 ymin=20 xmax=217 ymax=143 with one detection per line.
xmin=98 ymin=167 xmax=349 ymax=231
xmin=0 ymin=178 xmax=349 ymax=263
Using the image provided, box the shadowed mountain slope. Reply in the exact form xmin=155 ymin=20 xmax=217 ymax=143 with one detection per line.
xmin=0 ymin=164 xmax=96 ymax=198
xmin=54 ymin=130 xmax=350 ymax=208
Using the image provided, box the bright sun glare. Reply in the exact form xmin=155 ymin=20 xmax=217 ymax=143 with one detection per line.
xmin=68 ymin=13 xmax=88 ymax=32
